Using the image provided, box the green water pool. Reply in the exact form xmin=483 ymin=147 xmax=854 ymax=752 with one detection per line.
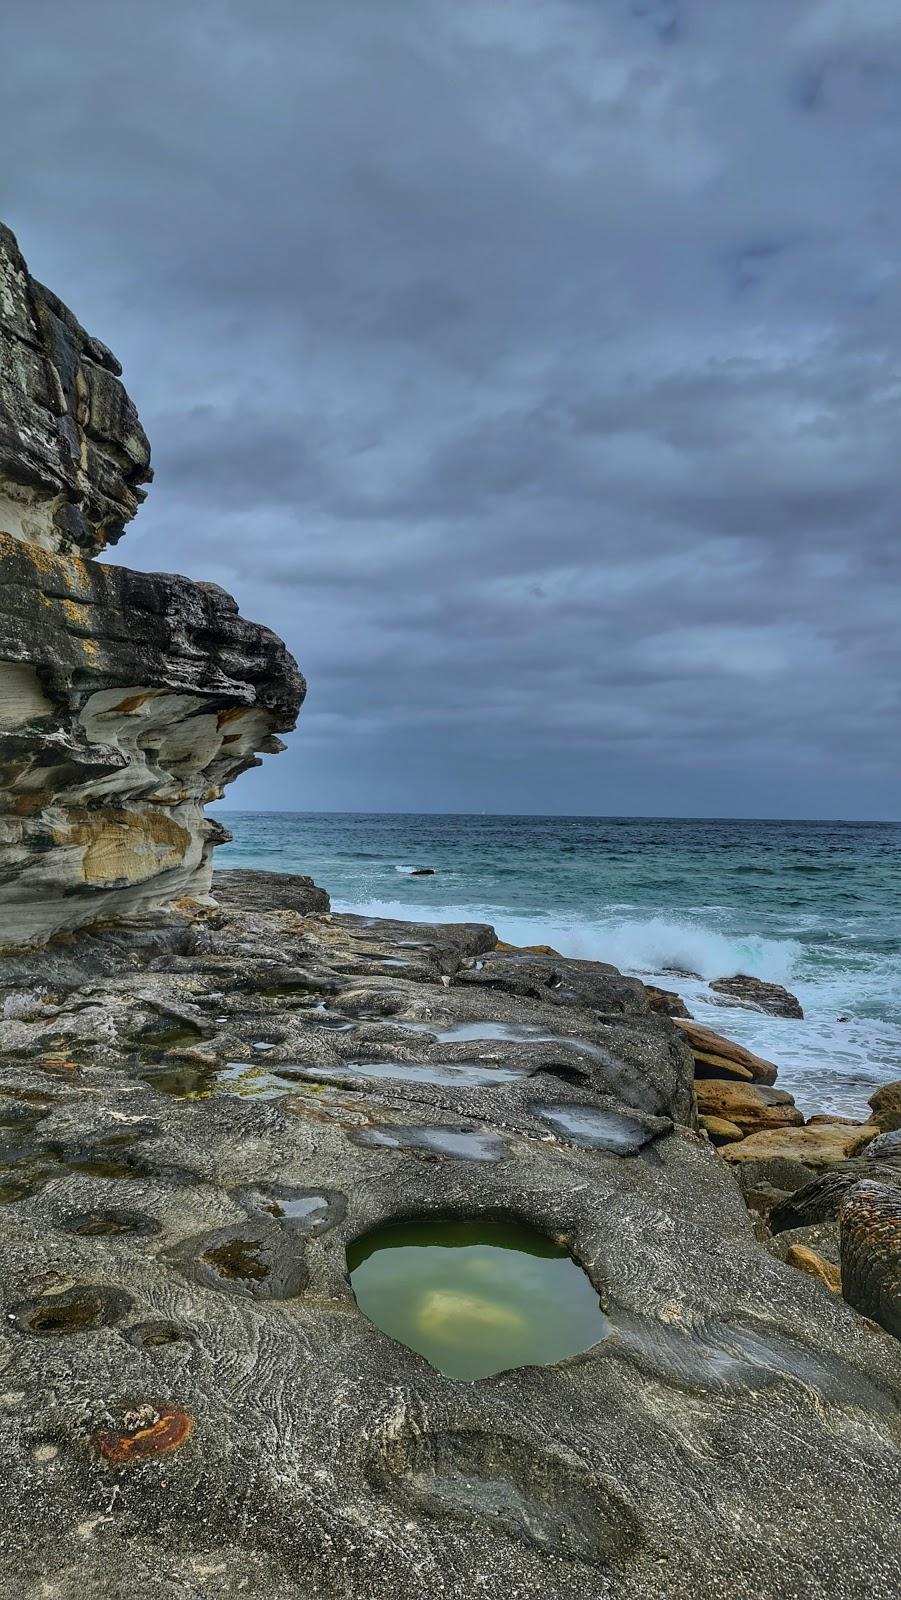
xmin=347 ymin=1216 xmax=608 ymax=1380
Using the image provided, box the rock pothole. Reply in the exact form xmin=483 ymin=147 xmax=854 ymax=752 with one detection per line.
xmin=347 ymin=1216 xmax=609 ymax=1379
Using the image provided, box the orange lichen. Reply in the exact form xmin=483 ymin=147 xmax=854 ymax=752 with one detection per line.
xmin=92 ymin=1403 xmax=193 ymax=1466
xmin=61 ymin=598 xmax=90 ymax=628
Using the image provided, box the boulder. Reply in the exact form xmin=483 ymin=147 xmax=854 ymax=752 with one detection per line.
xmin=859 ymin=1129 xmax=901 ymax=1161
xmin=724 ymin=1123 xmax=875 ymax=1170
xmin=0 ymin=222 xmax=151 ymax=556
xmin=709 ymin=974 xmax=803 ymax=1018
xmin=868 ymin=1080 xmax=901 ymax=1134
xmin=695 ymin=1079 xmax=803 ymax=1135
xmin=671 ymin=1018 xmax=778 ymax=1085
xmin=732 ymin=1156 xmax=816 ymax=1197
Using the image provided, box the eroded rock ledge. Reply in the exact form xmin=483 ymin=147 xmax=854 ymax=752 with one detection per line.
xmin=0 ymin=222 xmax=304 ymax=946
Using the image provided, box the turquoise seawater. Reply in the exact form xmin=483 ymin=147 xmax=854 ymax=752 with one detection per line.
xmin=215 ymin=813 xmax=901 ymax=1118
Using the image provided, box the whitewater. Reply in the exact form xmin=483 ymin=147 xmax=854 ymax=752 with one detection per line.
xmin=214 ymin=812 xmax=901 ymax=1120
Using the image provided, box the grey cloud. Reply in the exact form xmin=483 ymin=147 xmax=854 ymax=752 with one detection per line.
xmin=2 ymin=0 xmax=899 ymax=816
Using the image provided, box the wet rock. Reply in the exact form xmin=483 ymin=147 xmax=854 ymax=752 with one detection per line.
xmin=768 ymin=1161 xmax=901 ymax=1233
xmin=10 ymin=1284 xmax=133 ymax=1336
xmin=91 ymin=1401 xmax=193 ymax=1466
xmin=672 ymin=1018 xmax=778 ymax=1084
xmin=839 ymin=1180 xmax=901 ymax=1340
xmin=708 ymin=974 xmax=803 ymax=1018
xmin=868 ymin=1080 xmax=901 ymax=1134
xmin=694 ymin=1079 xmax=803 ymax=1135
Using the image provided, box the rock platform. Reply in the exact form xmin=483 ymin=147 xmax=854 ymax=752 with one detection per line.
xmin=0 ymin=871 xmax=899 ymax=1599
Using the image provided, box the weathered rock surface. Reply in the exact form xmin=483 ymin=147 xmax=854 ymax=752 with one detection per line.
xmin=0 ymin=878 xmax=900 ymax=1598
xmin=709 ymin=973 xmax=804 ymax=1018
xmin=0 ymin=223 xmax=304 ymax=947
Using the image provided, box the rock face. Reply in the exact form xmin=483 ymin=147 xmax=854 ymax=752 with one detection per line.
xmin=0 ymin=223 xmax=304 ymax=946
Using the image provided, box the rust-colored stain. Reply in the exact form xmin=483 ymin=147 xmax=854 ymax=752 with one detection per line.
xmin=40 ymin=1054 xmax=81 ymax=1076
xmin=92 ymin=1403 xmax=193 ymax=1465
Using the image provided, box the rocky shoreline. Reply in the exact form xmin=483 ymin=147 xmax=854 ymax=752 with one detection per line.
xmin=0 ymin=870 xmax=899 ymax=1596
xmin=1 ymin=218 xmax=900 ymax=1597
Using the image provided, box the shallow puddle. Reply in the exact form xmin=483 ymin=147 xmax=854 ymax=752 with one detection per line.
xmin=333 ymin=1060 xmax=523 ymax=1088
xmin=530 ymin=1103 xmax=652 ymax=1154
xmin=140 ymin=1061 xmax=300 ymax=1101
xmin=351 ymin=1125 xmax=507 ymax=1162
xmin=399 ymin=1022 xmax=608 ymax=1060
xmin=347 ymin=1217 xmax=608 ymax=1379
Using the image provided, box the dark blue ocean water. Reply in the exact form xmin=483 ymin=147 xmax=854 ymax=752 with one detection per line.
xmin=215 ymin=813 xmax=901 ymax=1117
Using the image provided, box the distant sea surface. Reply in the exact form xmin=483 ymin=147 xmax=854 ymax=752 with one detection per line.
xmin=215 ymin=813 xmax=901 ymax=1119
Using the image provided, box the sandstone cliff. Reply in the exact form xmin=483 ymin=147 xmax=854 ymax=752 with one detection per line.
xmin=0 ymin=223 xmax=304 ymax=946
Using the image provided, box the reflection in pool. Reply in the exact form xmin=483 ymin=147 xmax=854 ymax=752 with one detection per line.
xmin=351 ymin=1125 xmax=507 ymax=1161
xmin=347 ymin=1217 xmax=608 ymax=1380
xmin=530 ymin=1103 xmax=654 ymax=1154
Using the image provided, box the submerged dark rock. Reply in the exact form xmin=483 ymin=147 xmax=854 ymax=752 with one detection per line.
xmin=709 ymin=973 xmax=804 ymax=1018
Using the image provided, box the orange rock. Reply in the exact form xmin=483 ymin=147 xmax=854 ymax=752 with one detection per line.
xmin=784 ymin=1245 xmax=842 ymax=1295
xmin=672 ymin=1019 xmax=778 ymax=1085
xmin=722 ymin=1123 xmax=872 ymax=1168
xmin=868 ymin=1080 xmax=901 ymax=1133
xmin=695 ymin=1079 xmax=802 ymax=1135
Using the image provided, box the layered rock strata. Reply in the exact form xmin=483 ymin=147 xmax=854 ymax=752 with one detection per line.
xmin=0 ymin=224 xmax=303 ymax=946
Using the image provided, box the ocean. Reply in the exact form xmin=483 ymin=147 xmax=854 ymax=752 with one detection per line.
xmin=214 ymin=813 xmax=901 ymax=1120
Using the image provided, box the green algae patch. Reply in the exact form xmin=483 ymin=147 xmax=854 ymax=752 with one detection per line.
xmin=347 ymin=1217 xmax=608 ymax=1380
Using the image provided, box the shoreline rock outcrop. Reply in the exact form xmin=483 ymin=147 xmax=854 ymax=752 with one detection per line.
xmin=0 ymin=223 xmax=304 ymax=946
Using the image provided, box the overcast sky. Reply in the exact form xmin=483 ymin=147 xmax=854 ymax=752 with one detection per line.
xmin=4 ymin=0 xmax=900 ymax=817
